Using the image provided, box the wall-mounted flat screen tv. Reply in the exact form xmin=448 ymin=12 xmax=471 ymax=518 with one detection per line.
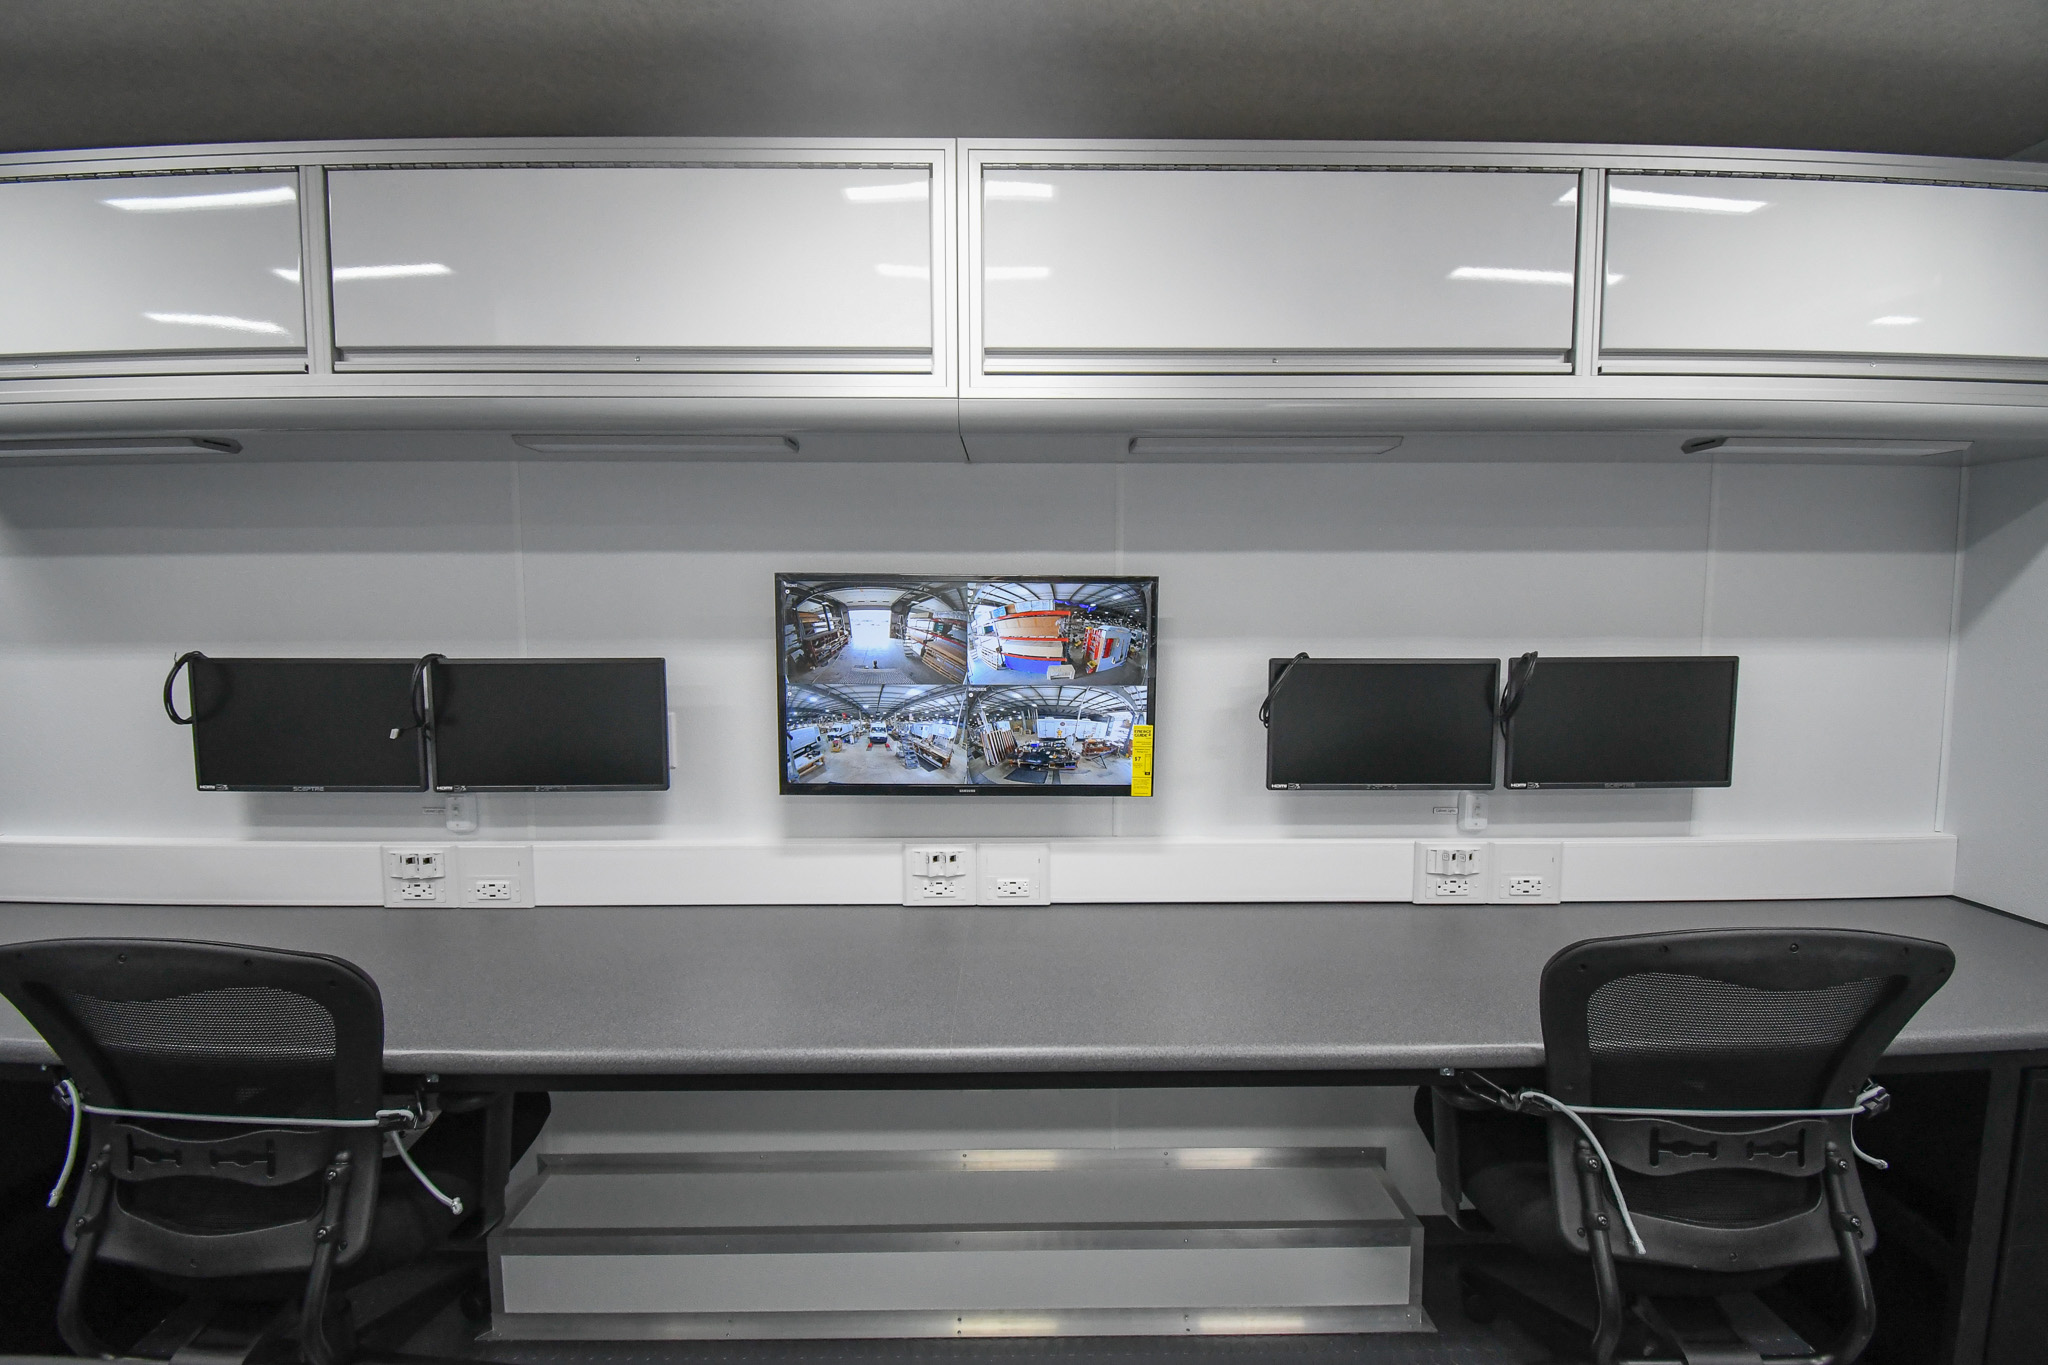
xmin=1266 ymin=658 xmax=1499 ymax=790
xmin=1503 ymin=656 xmax=1739 ymax=789
xmin=187 ymin=657 xmax=427 ymax=792
xmin=776 ymin=575 xmax=1157 ymax=795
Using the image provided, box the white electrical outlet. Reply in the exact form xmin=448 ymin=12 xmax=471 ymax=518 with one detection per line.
xmin=1414 ymin=842 xmax=1491 ymax=905
xmin=975 ymin=843 xmax=1050 ymax=906
xmin=1491 ymin=841 xmax=1563 ymax=904
xmin=455 ymin=844 xmax=534 ymax=908
xmin=395 ymin=881 xmax=442 ymax=903
xmin=904 ymin=845 xmax=975 ymax=905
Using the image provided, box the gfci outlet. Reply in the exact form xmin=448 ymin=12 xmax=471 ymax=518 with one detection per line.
xmin=455 ymin=844 xmax=534 ymax=908
xmin=1490 ymin=841 xmax=1563 ymax=905
xmin=1414 ymin=842 xmax=1491 ymax=905
xmin=977 ymin=843 xmax=1050 ymax=906
xmin=904 ymin=845 xmax=975 ymax=906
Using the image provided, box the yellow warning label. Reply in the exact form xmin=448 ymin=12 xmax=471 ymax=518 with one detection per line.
xmin=1130 ymin=725 xmax=1154 ymax=797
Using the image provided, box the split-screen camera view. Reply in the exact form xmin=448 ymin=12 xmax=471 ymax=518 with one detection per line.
xmin=778 ymin=576 xmax=1155 ymax=792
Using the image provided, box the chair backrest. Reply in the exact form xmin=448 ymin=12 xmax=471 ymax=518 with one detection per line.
xmin=1541 ymin=927 xmax=1953 ymax=1112
xmin=1536 ymin=927 xmax=1953 ymax=1270
xmin=0 ymin=938 xmax=387 ymax=1276
xmin=0 ymin=938 xmax=383 ymax=1121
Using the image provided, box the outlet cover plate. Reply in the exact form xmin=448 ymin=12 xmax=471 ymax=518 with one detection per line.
xmin=383 ymin=845 xmax=451 ymax=908
xmin=904 ymin=845 xmax=976 ymax=906
xmin=1414 ymin=842 xmax=1491 ymax=905
xmin=1490 ymin=841 xmax=1563 ymax=904
xmin=977 ymin=842 xmax=1050 ymax=906
xmin=456 ymin=844 xmax=534 ymax=908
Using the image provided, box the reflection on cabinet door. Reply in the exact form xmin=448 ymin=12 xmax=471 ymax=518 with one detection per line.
xmin=327 ymin=166 xmax=935 ymax=373
xmin=978 ymin=168 xmax=1580 ymax=375
xmin=1602 ymin=174 xmax=2048 ymax=380
xmin=0 ymin=172 xmax=306 ymax=375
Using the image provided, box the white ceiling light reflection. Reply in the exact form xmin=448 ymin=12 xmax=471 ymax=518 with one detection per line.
xmin=1448 ymin=266 xmax=1574 ymax=286
xmin=331 ymin=263 xmax=453 ymax=282
xmin=875 ymin=263 xmax=931 ymax=280
xmin=144 ymin=312 xmax=290 ymax=336
xmin=1869 ymin=315 xmax=1921 ymax=326
xmin=960 ymin=1149 xmax=1063 ymax=1171
xmin=272 ymin=267 xmax=301 ymax=284
xmin=956 ymin=1317 xmax=1060 ymax=1336
xmin=985 ymin=265 xmax=1051 ymax=281
xmin=985 ymin=181 xmax=1057 ymax=201
xmin=105 ymin=185 xmax=298 ymax=212
xmin=1559 ymin=184 xmax=1767 ymax=214
xmin=1195 ymin=1313 xmax=1309 ymax=1334
xmin=844 ymin=181 xmax=929 ymax=203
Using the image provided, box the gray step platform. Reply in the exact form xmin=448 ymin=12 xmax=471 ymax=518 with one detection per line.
xmin=488 ymin=1147 xmax=1430 ymax=1341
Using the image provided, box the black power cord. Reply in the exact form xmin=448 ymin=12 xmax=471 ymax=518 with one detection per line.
xmin=1498 ymin=651 xmax=1538 ymax=736
xmin=162 ymin=651 xmax=207 ymax=725
xmin=1258 ymin=653 xmax=1310 ymax=729
xmin=391 ymin=653 xmax=444 ymax=741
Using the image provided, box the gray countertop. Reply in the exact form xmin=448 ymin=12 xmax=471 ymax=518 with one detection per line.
xmin=0 ymin=897 xmax=2042 ymax=1077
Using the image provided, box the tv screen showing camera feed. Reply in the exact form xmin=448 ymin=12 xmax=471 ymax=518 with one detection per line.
xmin=777 ymin=575 xmax=1157 ymax=795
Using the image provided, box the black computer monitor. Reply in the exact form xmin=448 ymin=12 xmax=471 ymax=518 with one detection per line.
xmin=429 ymin=659 xmax=670 ymax=791
xmin=1503 ymin=656 xmax=1739 ymax=789
xmin=189 ymin=657 xmax=426 ymax=792
xmin=1265 ymin=658 xmax=1499 ymax=790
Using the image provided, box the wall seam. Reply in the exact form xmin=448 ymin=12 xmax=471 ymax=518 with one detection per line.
xmin=1699 ymin=459 xmax=1722 ymax=647
xmin=1933 ymin=464 xmax=1971 ymax=835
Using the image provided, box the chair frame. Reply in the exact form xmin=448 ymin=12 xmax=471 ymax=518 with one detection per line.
xmin=1438 ymin=926 xmax=1954 ymax=1365
xmin=0 ymin=937 xmax=390 ymax=1365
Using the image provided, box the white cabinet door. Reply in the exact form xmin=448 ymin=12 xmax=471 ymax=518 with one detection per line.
xmin=327 ymin=166 xmax=934 ymax=372
xmin=1602 ymin=174 xmax=2048 ymax=377
xmin=0 ymin=172 xmax=305 ymax=372
xmin=978 ymin=168 xmax=1580 ymax=373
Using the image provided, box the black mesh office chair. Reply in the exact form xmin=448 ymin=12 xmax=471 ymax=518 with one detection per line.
xmin=1424 ymin=927 xmax=1953 ymax=1365
xmin=0 ymin=937 xmax=541 ymax=1364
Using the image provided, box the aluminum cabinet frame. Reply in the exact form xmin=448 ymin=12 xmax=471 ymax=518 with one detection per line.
xmin=955 ymin=139 xmax=2048 ymax=465
xmin=0 ymin=138 xmax=964 ymax=464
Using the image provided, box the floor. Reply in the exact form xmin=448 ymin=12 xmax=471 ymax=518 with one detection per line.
xmin=964 ymin=658 xmax=1146 ymax=688
xmin=971 ymin=755 xmax=1131 ymax=786
xmin=799 ymin=643 xmax=951 ymax=688
xmin=798 ymin=738 xmax=962 ymax=786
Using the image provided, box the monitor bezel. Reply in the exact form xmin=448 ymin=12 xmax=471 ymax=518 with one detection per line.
xmin=1502 ymin=654 xmax=1740 ymax=790
xmin=1264 ymin=656 xmax=1500 ymax=792
xmin=190 ymin=656 xmax=429 ymax=794
xmin=429 ymin=657 xmax=672 ymax=793
xmin=775 ymin=573 xmax=1159 ymax=797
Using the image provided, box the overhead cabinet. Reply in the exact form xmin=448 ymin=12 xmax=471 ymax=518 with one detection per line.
xmin=325 ymin=166 xmax=938 ymax=373
xmin=1601 ymin=174 xmax=2048 ymax=380
xmin=975 ymin=167 xmax=1582 ymax=375
xmin=0 ymin=171 xmax=306 ymax=376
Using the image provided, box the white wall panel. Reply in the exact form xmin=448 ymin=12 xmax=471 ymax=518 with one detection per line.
xmin=1603 ymin=175 xmax=2048 ymax=368
xmin=328 ymin=167 xmax=932 ymax=362
xmin=0 ymin=172 xmax=304 ymax=364
xmin=1692 ymin=464 xmax=1961 ymax=835
xmin=0 ymin=452 xmax=1963 ymax=895
xmin=979 ymin=169 xmax=1578 ymax=365
xmin=1949 ymin=456 xmax=2048 ymax=921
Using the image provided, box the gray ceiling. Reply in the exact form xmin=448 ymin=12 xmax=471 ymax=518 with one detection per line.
xmin=4 ymin=0 xmax=2046 ymax=160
